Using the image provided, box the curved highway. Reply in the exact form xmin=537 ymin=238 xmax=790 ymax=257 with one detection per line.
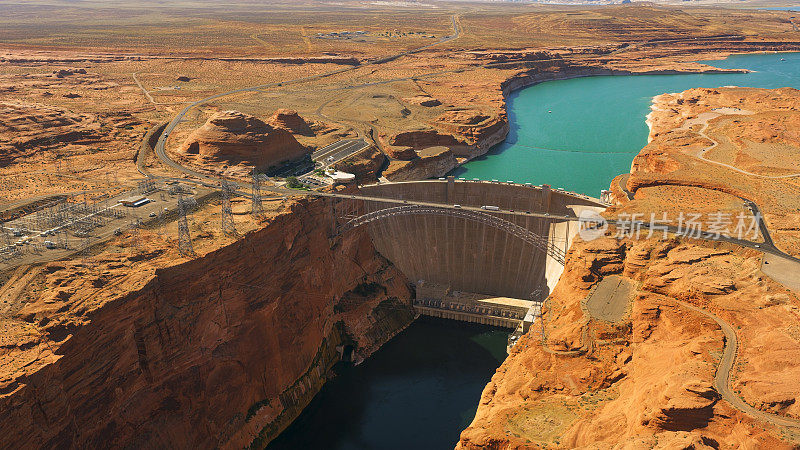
xmin=675 ymin=299 xmax=800 ymax=429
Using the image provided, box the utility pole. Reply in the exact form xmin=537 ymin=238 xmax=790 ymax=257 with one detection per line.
xmin=220 ymin=179 xmax=237 ymax=236
xmin=177 ymin=193 xmax=195 ymax=257
xmin=251 ymin=167 xmax=263 ymax=218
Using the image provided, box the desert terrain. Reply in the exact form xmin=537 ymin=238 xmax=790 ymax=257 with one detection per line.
xmin=2 ymin=0 xmax=800 ymax=448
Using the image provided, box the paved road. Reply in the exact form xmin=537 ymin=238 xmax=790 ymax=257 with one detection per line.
xmin=137 ymin=121 xmax=168 ymax=178
xmin=618 ymin=173 xmax=635 ymax=201
xmin=312 ymin=138 xmax=370 ymax=167
xmin=675 ymin=299 xmax=800 ymax=429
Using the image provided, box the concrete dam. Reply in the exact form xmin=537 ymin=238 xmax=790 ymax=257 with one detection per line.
xmin=337 ymin=178 xmax=607 ymax=329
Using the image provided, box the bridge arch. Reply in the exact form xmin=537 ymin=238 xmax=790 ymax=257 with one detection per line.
xmin=346 ymin=179 xmax=604 ymax=300
xmin=340 ymin=205 xmax=566 ymax=265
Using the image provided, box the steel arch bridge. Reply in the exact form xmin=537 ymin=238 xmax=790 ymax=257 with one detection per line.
xmin=339 ymin=204 xmax=567 ymax=265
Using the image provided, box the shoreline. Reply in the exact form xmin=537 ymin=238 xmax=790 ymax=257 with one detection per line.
xmin=447 ymin=64 xmax=749 ymax=175
xmin=449 ymin=49 xmax=800 ymax=179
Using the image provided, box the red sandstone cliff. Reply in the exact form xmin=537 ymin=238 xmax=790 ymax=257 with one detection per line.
xmin=0 ymin=197 xmax=413 ymax=448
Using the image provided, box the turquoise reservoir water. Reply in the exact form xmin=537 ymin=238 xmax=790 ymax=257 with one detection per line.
xmin=451 ymin=52 xmax=800 ymax=196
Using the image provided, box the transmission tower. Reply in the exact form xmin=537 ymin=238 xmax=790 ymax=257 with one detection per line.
xmin=220 ymin=180 xmax=237 ymax=235
xmin=177 ymin=193 xmax=195 ymax=257
xmin=251 ymin=167 xmax=263 ymax=217
xmin=130 ymin=218 xmax=141 ymax=250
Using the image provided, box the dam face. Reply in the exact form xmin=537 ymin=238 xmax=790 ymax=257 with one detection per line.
xmin=355 ymin=179 xmax=604 ymax=301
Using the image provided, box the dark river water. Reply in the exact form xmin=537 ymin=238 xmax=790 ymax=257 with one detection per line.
xmin=266 ymin=317 xmax=507 ymax=449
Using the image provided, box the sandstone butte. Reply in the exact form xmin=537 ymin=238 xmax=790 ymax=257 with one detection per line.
xmin=268 ymin=108 xmax=314 ymax=137
xmin=176 ymin=110 xmax=309 ymax=176
xmin=457 ymin=87 xmax=800 ymax=449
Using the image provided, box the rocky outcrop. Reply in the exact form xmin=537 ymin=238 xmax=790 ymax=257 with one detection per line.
xmin=464 ymin=49 xmax=560 ymax=64
xmin=178 ymin=110 xmax=309 ymax=171
xmin=458 ymin=235 xmax=797 ymax=449
xmin=433 ymin=109 xmax=507 ymax=156
xmin=0 ymin=101 xmax=104 ymax=166
xmin=268 ymin=109 xmax=314 ymax=136
xmin=332 ymin=145 xmax=385 ymax=182
xmin=386 ymin=129 xmax=463 ymax=158
xmin=382 ymin=147 xmax=457 ymax=181
xmin=0 ymin=198 xmax=414 ymax=448
xmin=53 ymin=68 xmax=87 ymax=78
xmin=402 ymin=95 xmax=442 ymax=107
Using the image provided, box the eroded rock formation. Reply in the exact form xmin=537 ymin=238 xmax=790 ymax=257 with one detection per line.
xmin=0 ymin=100 xmax=140 ymax=167
xmin=178 ymin=110 xmax=309 ymax=171
xmin=268 ymin=108 xmax=314 ymax=136
xmin=382 ymin=147 xmax=458 ymax=181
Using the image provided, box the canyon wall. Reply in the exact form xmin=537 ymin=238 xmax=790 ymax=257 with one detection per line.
xmin=0 ymin=198 xmax=414 ymax=449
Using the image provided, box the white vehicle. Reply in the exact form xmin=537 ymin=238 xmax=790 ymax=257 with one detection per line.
xmin=44 ymin=240 xmax=57 ymax=249
xmin=453 ymin=204 xmax=462 ymax=208
xmin=481 ymin=205 xmax=500 ymax=211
